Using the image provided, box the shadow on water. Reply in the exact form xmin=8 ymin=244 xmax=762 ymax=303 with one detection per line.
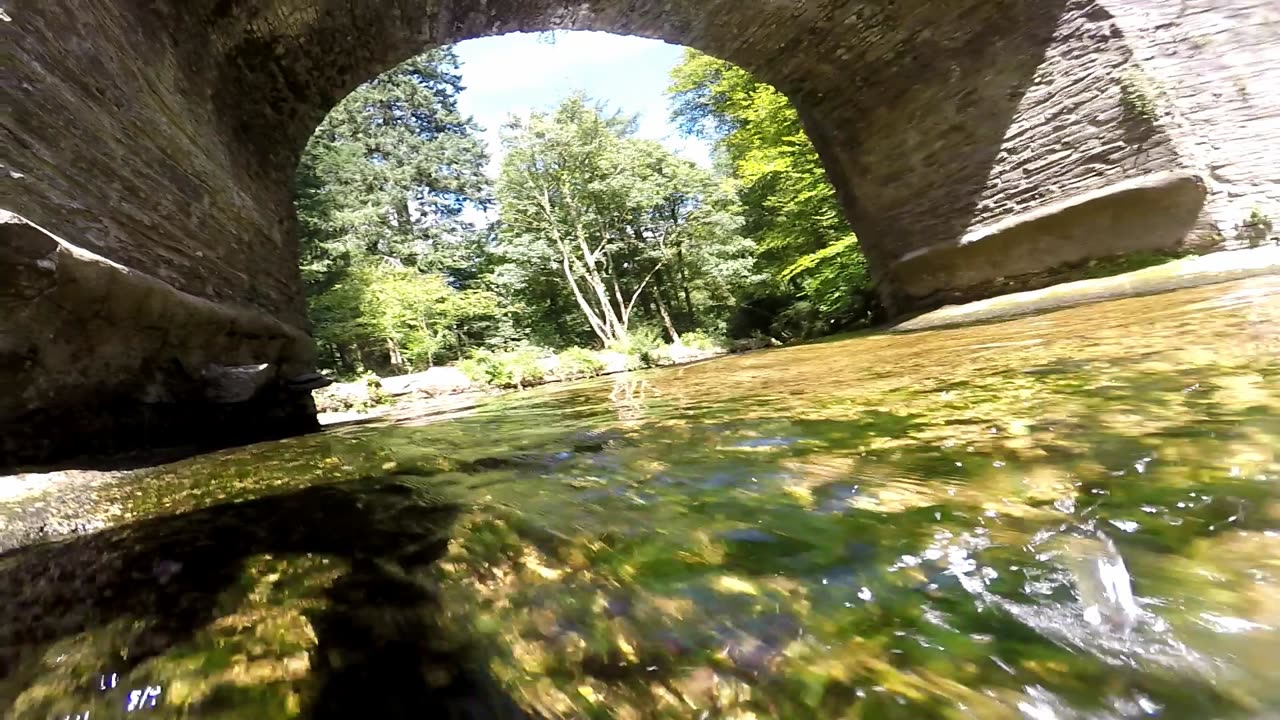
xmin=0 ymin=473 xmax=540 ymax=719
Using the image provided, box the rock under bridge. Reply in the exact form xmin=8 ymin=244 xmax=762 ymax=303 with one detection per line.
xmin=2 ymin=0 xmax=1278 ymax=466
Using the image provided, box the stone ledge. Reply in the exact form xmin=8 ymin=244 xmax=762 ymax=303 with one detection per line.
xmin=1 ymin=211 xmax=318 ymax=469
xmin=1 ymin=211 xmax=312 ymax=360
xmin=892 ymin=245 xmax=1280 ymax=332
xmin=898 ymin=171 xmax=1210 ymax=266
xmin=883 ymin=171 xmax=1212 ymax=312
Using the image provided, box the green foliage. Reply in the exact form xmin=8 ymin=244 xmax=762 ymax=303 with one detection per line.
xmin=310 ymin=260 xmax=508 ymax=376
xmin=312 ymin=372 xmax=392 ymax=413
xmin=458 ymin=347 xmax=550 ymax=389
xmin=1076 ymin=250 xmax=1189 ymax=280
xmin=555 ymin=347 xmax=607 ymax=380
xmin=1118 ymin=67 xmax=1161 ymax=123
xmin=296 ymin=48 xmax=492 ymax=286
xmin=779 ymin=236 xmax=872 ymax=326
xmin=353 ymin=373 xmax=393 ymax=412
xmin=669 ymin=50 xmax=878 ymax=338
xmin=612 ymin=326 xmax=665 ymax=355
xmin=679 ymin=330 xmax=726 ymax=352
xmin=455 ymin=336 xmax=722 ymax=390
xmin=295 ymin=48 xmax=501 ymax=375
xmin=637 ymin=346 xmax=671 ymax=368
xmin=494 ymin=94 xmax=756 ymax=349
xmin=1237 ymin=207 xmax=1275 ymax=247
xmin=297 ymin=45 xmax=880 ymax=373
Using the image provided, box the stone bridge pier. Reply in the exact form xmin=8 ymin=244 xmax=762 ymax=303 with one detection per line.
xmin=2 ymin=0 xmax=1278 ymax=466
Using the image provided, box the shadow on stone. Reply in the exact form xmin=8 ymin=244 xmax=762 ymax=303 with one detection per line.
xmin=3 ymin=387 xmax=323 ymax=475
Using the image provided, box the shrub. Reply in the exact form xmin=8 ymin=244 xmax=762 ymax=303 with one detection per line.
xmin=606 ymin=326 xmax=664 ymax=356
xmin=1118 ymin=67 xmax=1160 ymax=123
xmin=1237 ymin=208 xmax=1275 ymax=247
xmin=457 ymin=350 xmax=496 ymax=386
xmin=556 ymin=347 xmax=607 ymax=380
xmin=679 ymin=330 xmax=726 ymax=352
xmin=459 ymin=347 xmax=550 ymax=389
xmin=312 ymin=372 xmax=388 ymax=413
xmin=637 ymin=345 xmax=671 ymax=368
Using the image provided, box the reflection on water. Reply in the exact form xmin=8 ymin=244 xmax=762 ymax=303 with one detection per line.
xmin=3 ymin=276 xmax=1279 ymax=719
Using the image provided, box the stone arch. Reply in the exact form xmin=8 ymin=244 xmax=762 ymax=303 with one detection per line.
xmin=6 ymin=0 xmax=1194 ymax=317
xmin=3 ymin=0 xmax=1276 ymax=465
xmin=208 ymin=0 xmax=1194 ymax=311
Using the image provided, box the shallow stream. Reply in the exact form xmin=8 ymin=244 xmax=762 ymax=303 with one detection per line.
xmin=3 ymin=276 xmax=1279 ymax=719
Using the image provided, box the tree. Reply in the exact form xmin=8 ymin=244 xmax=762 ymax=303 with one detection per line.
xmin=294 ymin=47 xmax=504 ymax=374
xmin=669 ymin=50 xmax=879 ymax=338
xmin=311 ymin=260 xmax=507 ymax=375
xmin=292 ymin=44 xmax=866 ymax=376
xmin=294 ymin=47 xmax=491 ymax=290
xmin=493 ymin=95 xmax=754 ymax=348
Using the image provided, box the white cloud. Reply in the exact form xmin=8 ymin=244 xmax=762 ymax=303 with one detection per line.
xmin=454 ymin=30 xmax=712 ymax=178
xmin=456 ymin=32 xmax=662 ymax=95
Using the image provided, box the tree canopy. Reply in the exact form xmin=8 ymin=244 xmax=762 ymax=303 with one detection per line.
xmin=294 ymin=44 xmax=880 ymax=380
xmin=669 ymin=50 xmax=879 ymax=338
xmin=295 ymin=48 xmax=491 ymax=289
xmin=494 ymin=95 xmax=755 ymax=349
xmin=294 ymin=48 xmax=501 ymax=374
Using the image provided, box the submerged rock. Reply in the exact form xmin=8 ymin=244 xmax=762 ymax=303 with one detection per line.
xmin=730 ymin=337 xmax=782 ymax=353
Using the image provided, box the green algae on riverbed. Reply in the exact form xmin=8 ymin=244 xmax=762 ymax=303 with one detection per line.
xmin=2 ymin=276 xmax=1279 ymax=718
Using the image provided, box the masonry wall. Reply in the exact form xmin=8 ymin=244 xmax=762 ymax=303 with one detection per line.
xmin=1105 ymin=0 xmax=1280 ymax=246
xmin=1 ymin=0 xmax=1276 ymax=465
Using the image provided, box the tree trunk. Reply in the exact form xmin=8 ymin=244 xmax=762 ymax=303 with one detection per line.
xmin=574 ymin=219 xmax=626 ymax=341
xmin=386 ymin=337 xmax=404 ymax=373
xmin=654 ymin=289 xmax=680 ymax=345
xmin=676 ymin=244 xmax=695 ymax=320
xmin=608 ymin=265 xmax=632 ymax=329
xmin=335 ymin=344 xmax=356 ymax=375
xmin=542 ymin=188 xmax=614 ymax=345
xmin=562 ymin=250 xmax=616 ymax=345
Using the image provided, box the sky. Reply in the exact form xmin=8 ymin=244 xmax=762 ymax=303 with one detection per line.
xmin=452 ymin=31 xmax=712 ymax=177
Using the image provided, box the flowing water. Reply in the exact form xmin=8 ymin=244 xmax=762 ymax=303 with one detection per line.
xmin=3 ymin=276 xmax=1279 ymax=719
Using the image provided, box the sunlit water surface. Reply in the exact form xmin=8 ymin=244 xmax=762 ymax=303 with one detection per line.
xmin=3 ymin=277 xmax=1279 ymax=719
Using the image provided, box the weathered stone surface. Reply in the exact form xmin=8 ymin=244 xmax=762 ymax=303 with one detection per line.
xmin=895 ymin=245 xmax=1280 ymax=331
xmin=1 ymin=0 xmax=1277 ymax=465
xmin=1104 ymin=0 xmax=1280 ymax=246
xmin=284 ymin=371 xmax=334 ymax=392
xmin=203 ymin=363 xmax=276 ymax=404
xmin=0 ymin=212 xmax=318 ymax=467
xmin=889 ymin=171 xmax=1212 ymax=304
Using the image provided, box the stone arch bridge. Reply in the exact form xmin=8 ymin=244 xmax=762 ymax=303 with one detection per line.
xmin=1 ymin=0 xmax=1277 ymax=465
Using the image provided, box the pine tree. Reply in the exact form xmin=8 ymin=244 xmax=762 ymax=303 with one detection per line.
xmin=295 ymin=47 xmax=492 ymax=291
xmin=294 ymin=48 xmax=500 ymax=374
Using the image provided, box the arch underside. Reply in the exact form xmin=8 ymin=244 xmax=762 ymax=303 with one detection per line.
xmin=2 ymin=0 xmax=1276 ymax=465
